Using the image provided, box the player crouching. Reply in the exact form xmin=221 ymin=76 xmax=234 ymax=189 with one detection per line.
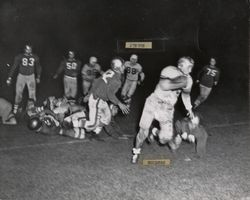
xmin=72 ymin=57 xmax=129 ymax=135
xmin=174 ymin=114 xmax=208 ymax=157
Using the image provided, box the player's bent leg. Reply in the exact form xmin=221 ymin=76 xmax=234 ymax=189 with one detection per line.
xmin=82 ymin=80 xmax=91 ymax=96
xmin=61 ymin=128 xmax=86 ymax=139
xmin=195 ymin=127 xmax=208 ymax=158
xmin=121 ymin=80 xmax=129 ymax=98
xmin=132 ymin=95 xmax=155 ymax=163
xmin=195 ymin=85 xmax=212 ymax=108
xmin=127 ymin=81 xmax=137 ymax=99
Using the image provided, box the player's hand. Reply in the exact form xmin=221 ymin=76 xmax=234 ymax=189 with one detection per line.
xmin=6 ymin=77 xmax=12 ymax=86
xmin=53 ymin=74 xmax=58 ymax=79
xmin=83 ymin=95 xmax=90 ymax=103
xmin=36 ymin=78 xmax=40 ymax=84
xmin=196 ymin=80 xmax=200 ymax=84
xmin=187 ymin=109 xmax=194 ymax=119
xmin=118 ymin=102 xmax=130 ymax=115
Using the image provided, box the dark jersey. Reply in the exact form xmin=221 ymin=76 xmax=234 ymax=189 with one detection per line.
xmin=90 ymin=69 xmax=122 ymax=105
xmin=8 ymin=53 xmax=42 ymax=78
xmin=81 ymin=63 xmax=102 ymax=81
xmin=55 ymin=58 xmax=81 ymax=78
xmin=198 ymin=65 xmax=220 ymax=88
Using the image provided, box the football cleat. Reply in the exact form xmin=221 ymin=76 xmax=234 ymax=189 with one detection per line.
xmin=132 ymin=154 xmax=139 ymax=164
xmin=181 ymin=132 xmax=188 ymax=140
xmin=93 ymin=126 xmax=103 ymax=135
xmin=188 ymin=134 xmax=195 ymax=143
xmin=131 ymin=148 xmax=141 ymax=164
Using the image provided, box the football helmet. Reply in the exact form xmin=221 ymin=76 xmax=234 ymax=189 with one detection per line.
xmin=27 ymin=117 xmax=42 ymax=131
xmin=130 ymin=54 xmax=138 ymax=63
xmin=89 ymin=56 xmax=97 ymax=65
xmin=177 ymin=57 xmax=194 ymax=75
xmin=24 ymin=45 xmax=32 ymax=55
xmin=68 ymin=51 xmax=75 ymax=59
xmin=111 ymin=57 xmax=124 ymax=73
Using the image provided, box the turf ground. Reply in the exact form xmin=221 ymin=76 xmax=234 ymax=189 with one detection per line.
xmin=0 ymin=86 xmax=249 ymax=200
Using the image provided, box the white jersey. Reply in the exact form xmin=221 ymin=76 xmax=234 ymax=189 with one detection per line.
xmin=154 ymin=85 xmax=181 ymax=106
xmin=154 ymin=73 xmax=193 ymax=107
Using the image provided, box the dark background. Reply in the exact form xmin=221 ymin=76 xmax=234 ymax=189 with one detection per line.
xmin=0 ymin=0 xmax=248 ymax=100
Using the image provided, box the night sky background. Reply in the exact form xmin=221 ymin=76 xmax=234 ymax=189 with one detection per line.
xmin=0 ymin=0 xmax=248 ymax=99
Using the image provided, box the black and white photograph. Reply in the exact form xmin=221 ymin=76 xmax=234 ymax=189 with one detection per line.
xmin=0 ymin=0 xmax=249 ymax=199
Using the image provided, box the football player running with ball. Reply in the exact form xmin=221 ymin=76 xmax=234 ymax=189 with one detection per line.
xmin=73 ymin=57 xmax=130 ymax=134
xmin=131 ymin=57 xmax=195 ymax=164
xmin=121 ymin=54 xmax=145 ymax=105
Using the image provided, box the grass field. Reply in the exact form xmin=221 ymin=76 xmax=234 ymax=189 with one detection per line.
xmin=0 ymin=87 xmax=249 ymax=200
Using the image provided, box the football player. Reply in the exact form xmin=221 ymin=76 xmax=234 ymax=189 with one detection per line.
xmin=27 ymin=98 xmax=86 ymax=139
xmin=174 ymin=114 xmax=208 ymax=157
xmin=193 ymin=57 xmax=220 ymax=109
xmin=131 ymin=57 xmax=195 ymax=164
xmin=0 ymin=97 xmax=17 ymax=125
xmin=81 ymin=56 xmax=103 ymax=100
xmin=6 ymin=45 xmax=42 ymax=114
xmin=121 ymin=54 xmax=145 ymax=105
xmin=73 ymin=57 xmax=130 ymax=134
xmin=53 ymin=51 xmax=82 ymax=103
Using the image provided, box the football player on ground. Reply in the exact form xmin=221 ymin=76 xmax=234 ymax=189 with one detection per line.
xmin=0 ymin=97 xmax=17 ymax=125
xmin=6 ymin=45 xmax=42 ymax=114
xmin=27 ymin=97 xmax=86 ymax=139
xmin=131 ymin=57 xmax=195 ymax=164
xmin=193 ymin=57 xmax=220 ymax=109
xmin=81 ymin=56 xmax=103 ymax=100
xmin=73 ymin=57 xmax=130 ymax=135
xmin=121 ymin=54 xmax=145 ymax=105
xmin=53 ymin=51 xmax=82 ymax=103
